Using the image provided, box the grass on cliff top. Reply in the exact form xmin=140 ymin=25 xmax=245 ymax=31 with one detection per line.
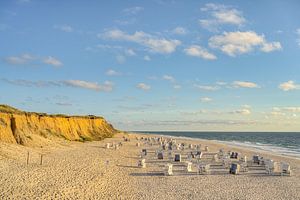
xmin=0 ymin=104 xmax=104 ymax=119
xmin=0 ymin=104 xmax=23 ymax=114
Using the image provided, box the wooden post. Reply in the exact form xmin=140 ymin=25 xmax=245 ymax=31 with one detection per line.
xmin=40 ymin=154 xmax=43 ymax=165
xmin=26 ymin=151 xmax=29 ymax=165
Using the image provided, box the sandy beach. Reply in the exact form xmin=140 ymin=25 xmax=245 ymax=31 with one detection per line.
xmin=1 ymin=132 xmax=300 ymax=200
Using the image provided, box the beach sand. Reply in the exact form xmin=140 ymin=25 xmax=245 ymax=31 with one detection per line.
xmin=1 ymin=132 xmax=299 ymax=200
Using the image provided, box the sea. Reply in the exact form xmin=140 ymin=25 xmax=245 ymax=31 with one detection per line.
xmin=137 ymin=131 xmax=300 ymax=159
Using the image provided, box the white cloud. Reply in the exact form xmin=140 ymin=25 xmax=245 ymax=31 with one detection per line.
xmin=261 ymin=42 xmax=282 ymax=52
xmin=54 ymin=25 xmax=73 ymax=32
xmin=270 ymin=107 xmax=300 ymax=117
xmin=144 ymin=55 xmax=151 ymax=61
xmin=270 ymin=111 xmax=286 ymax=117
xmin=162 ymin=75 xmax=175 ymax=82
xmin=172 ymin=27 xmax=187 ymax=35
xmin=194 ymin=84 xmax=219 ymax=91
xmin=282 ymin=107 xmax=300 ymax=113
xmin=1 ymin=78 xmax=114 ymax=92
xmin=123 ymin=6 xmax=144 ymax=15
xmin=184 ymin=45 xmax=217 ymax=60
xmin=232 ymin=81 xmax=260 ymax=88
xmin=136 ymin=83 xmax=151 ymax=91
xmin=106 ymin=69 xmax=122 ymax=76
xmin=43 ymin=56 xmax=63 ymax=67
xmin=100 ymin=29 xmax=181 ymax=54
xmin=232 ymin=109 xmax=251 ymax=115
xmin=173 ymin=85 xmax=181 ymax=89
xmin=125 ymin=48 xmax=136 ymax=56
xmin=200 ymin=97 xmax=212 ymax=102
xmin=4 ymin=54 xmax=34 ymax=65
xmin=279 ymin=81 xmax=300 ymax=91
xmin=64 ymin=80 xmax=113 ymax=92
xmin=209 ymin=31 xmax=282 ymax=56
xmin=4 ymin=54 xmax=63 ymax=67
xmin=200 ymin=3 xmax=246 ymax=31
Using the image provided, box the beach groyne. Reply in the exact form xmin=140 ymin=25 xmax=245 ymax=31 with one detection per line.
xmin=0 ymin=105 xmax=117 ymax=146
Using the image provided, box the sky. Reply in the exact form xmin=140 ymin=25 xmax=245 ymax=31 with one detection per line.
xmin=1 ymin=0 xmax=300 ymax=131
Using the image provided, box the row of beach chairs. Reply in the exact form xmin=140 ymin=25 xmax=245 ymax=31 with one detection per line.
xmin=134 ymin=136 xmax=292 ymax=176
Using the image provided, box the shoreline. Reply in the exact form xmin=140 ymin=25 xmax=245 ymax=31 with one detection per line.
xmin=137 ymin=131 xmax=300 ymax=160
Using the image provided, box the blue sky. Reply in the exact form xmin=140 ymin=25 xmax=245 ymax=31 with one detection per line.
xmin=1 ymin=0 xmax=300 ymax=131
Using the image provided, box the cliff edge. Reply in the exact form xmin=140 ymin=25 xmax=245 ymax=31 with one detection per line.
xmin=0 ymin=105 xmax=117 ymax=146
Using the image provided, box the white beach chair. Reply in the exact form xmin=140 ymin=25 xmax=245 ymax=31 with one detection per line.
xmin=212 ymin=154 xmax=219 ymax=162
xmin=205 ymin=146 xmax=209 ymax=152
xmin=186 ymin=161 xmax=193 ymax=172
xmin=281 ymin=162 xmax=292 ymax=176
xmin=165 ymin=164 xmax=173 ymax=176
xmin=106 ymin=143 xmax=111 ymax=149
xmin=240 ymin=155 xmax=247 ymax=163
xmin=265 ymin=160 xmax=280 ymax=175
xmin=218 ymin=149 xmax=224 ymax=158
xmin=138 ymin=159 xmax=146 ymax=168
xmin=198 ymin=164 xmax=210 ymax=175
xmin=222 ymin=156 xmax=231 ymax=168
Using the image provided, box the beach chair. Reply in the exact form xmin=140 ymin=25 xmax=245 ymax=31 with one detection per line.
xmin=253 ymin=155 xmax=260 ymax=164
xmin=168 ymin=151 xmax=173 ymax=160
xmin=212 ymin=154 xmax=219 ymax=162
xmin=158 ymin=152 xmax=164 ymax=160
xmin=106 ymin=143 xmax=111 ymax=149
xmin=174 ymin=154 xmax=181 ymax=162
xmin=114 ymin=144 xmax=119 ymax=150
xmin=136 ymin=142 xmax=140 ymax=147
xmin=230 ymin=152 xmax=238 ymax=159
xmin=265 ymin=160 xmax=280 ymax=175
xmin=142 ymin=149 xmax=147 ymax=156
xmin=281 ymin=162 xmax=292 ymax=176
xmin=229 ymin=163 xmax=240 ymax=175
xmin=198 ymin=164 xmax=210 ymax=175
xmin=196 ymin=144 xmax=201 ymax=151
xmin=240 ymin=155 xmax=247 ymax=163
xmin=138 ymin=159 xmax=146 ymax=168
xmin=239 ymin=156 xmax=248 ymax=172
xmin=205 ymin=146 xmax=209 ymax=152
xmin=218 ymin=149 xmax=224 ymax=157
xmin=189 ymin=144 xmax=193 ymax=149
xmin=186 ymin=161 xmax=193 ymax=172
xmin=165 ymin=164 xmax=173 ymax=176
xmin=195 ymin=151 xmax=203 ymax=162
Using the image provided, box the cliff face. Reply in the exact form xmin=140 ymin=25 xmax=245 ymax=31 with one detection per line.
xmin=0 ymin=105 xmax=117 ymax=146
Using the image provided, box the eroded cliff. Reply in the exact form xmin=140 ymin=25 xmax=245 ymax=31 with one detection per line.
xmin=0 ymin=105 xmax=117 ymax=146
